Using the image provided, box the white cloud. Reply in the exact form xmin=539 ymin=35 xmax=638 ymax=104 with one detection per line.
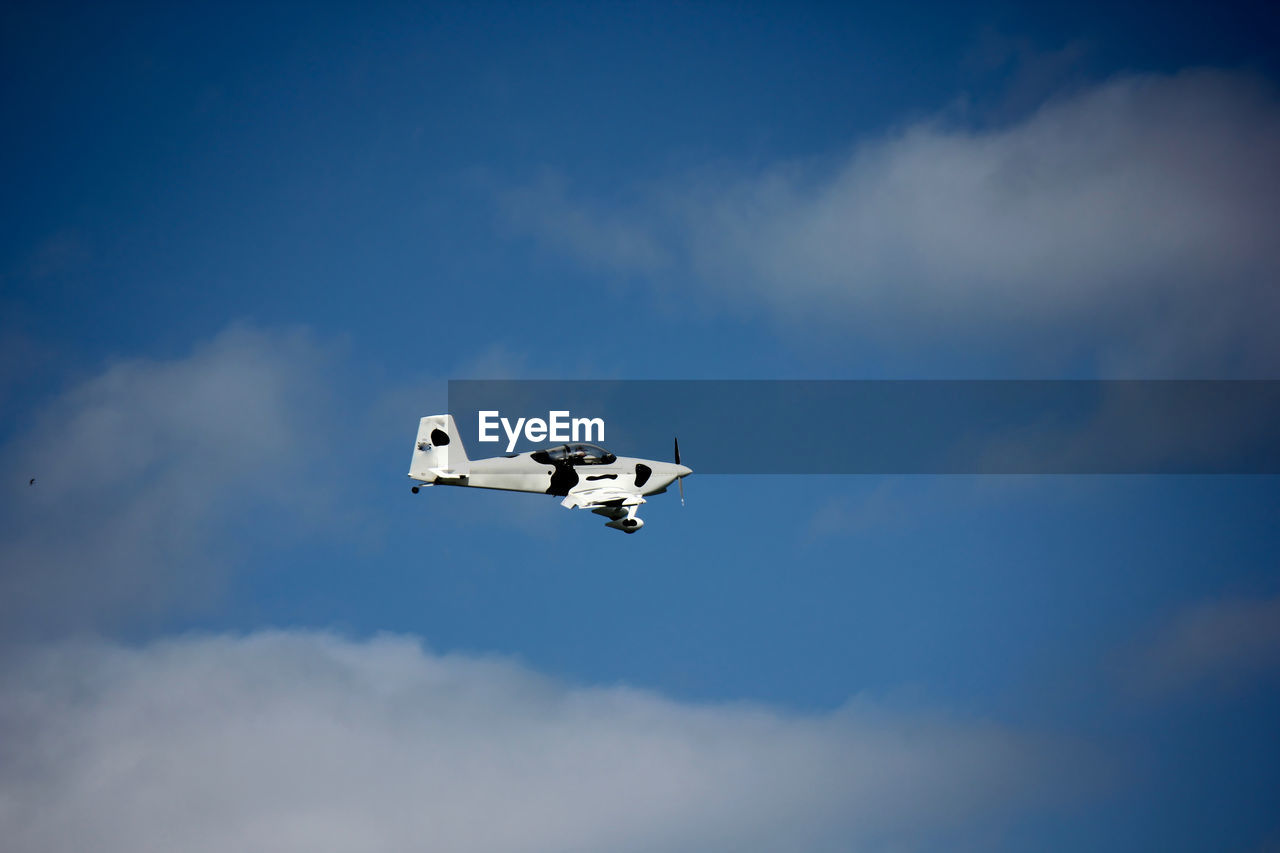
xmin=506 ymin=70 xmax=1280 ymax=375
xmin=0 ymin=631 xmax=1087 ymax=853
xmin=0 ymin=325 xmax=333 ymax=635
xmin=1128 ymin=595 xmax=1280 ymax=697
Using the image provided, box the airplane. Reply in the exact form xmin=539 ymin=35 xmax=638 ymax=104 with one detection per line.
xmin=408 ymin=414 xmax=691 ymax=532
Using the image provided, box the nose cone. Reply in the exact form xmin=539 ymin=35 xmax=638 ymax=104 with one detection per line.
xmin=676 ymin=464 xmax=692 ymax=478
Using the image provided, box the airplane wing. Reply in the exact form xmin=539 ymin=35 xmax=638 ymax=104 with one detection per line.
xmin=561 ymin=485 xmax=647 ymax=531
xmin=561 ymin=486 xmax=645 ymax=514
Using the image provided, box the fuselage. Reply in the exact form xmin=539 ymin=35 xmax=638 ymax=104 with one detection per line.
xmin=418 ymin=447 xmax=690 ymax=498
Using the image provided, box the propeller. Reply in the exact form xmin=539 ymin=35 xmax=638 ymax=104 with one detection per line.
xmin=675 ymin=437 xmax=685 ymax=506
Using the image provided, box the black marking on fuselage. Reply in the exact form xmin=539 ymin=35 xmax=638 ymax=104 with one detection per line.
xmin=634 ymin=463 xmax=652 ymax=488
xmin=586 ymin=473 xmax=618 ymax=481
xmin=547 ymin=462 xmax=579 ymax=496
xmin=430 ymin=428 xmax=450 ymax=446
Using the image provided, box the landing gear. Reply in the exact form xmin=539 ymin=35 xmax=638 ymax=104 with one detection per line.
xmin=603 ymin=504 xmax=645 ymax=533
xmin=411 ymin=486 xmax=420 ymax=494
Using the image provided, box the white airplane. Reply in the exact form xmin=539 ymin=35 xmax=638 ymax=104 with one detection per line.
xmin=408 ymin=414 xmax=691 ymax=532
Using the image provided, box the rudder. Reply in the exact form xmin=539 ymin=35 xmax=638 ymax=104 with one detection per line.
xmin=409 ymin=414 xmax=471 ymax=481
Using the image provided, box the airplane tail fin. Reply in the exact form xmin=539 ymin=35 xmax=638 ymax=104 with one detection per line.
xmin=409 ymin=414 xmax=471 ymax=482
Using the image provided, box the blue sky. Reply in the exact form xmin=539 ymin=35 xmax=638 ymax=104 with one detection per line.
xmin=3 ymin=3 xmax=1279 ymax=851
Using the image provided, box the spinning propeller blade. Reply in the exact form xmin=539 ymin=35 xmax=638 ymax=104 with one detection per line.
xmin=675 ymin=437 xmax=685 ymax=506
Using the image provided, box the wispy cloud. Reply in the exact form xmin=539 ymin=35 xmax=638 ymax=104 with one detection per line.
xmin=504 ymin=69 xmax=1280 ymax=375
xmin=1126 ymin=595 xmax=1280 ymax=697
xmin=0 ymin=325 xmax=335 ymax=636
xmin=17 ymin=230 xmax=91 ymax=281
xmin=0 ymin=630 xmax=1092 ymax=853
xmin=498 ymin=171 xmax=671 ymax=275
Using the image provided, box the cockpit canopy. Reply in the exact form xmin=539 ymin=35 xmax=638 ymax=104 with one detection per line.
xmin=532 ymin=443 xmax=617 ymax=466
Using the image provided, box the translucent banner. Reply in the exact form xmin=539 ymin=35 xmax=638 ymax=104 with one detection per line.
xmin=447 ymin=380 xmax=1280 ymax=474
